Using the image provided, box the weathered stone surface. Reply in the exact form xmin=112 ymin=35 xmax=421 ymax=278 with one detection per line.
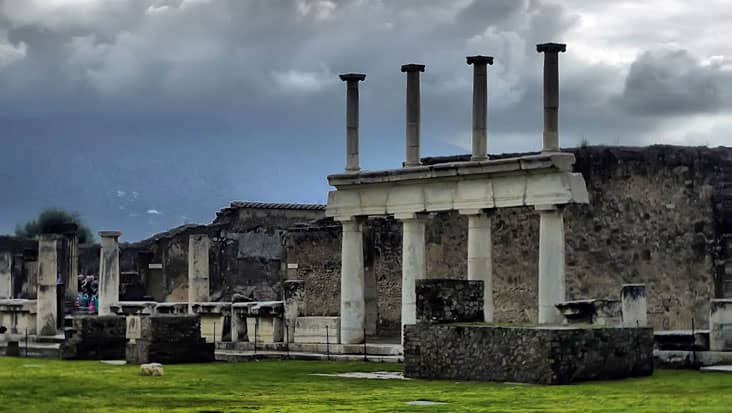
xmin=140 ymin=363 xmax=164 ymax=376
xmin=125 ymin=315 xmax=214 ymax=364
xmin=61 ymin=315 xmax=126 ymax=360
xmin=404 ymin=324 xmax=654 ymax=384
xmin=710 ymin=299 xmax=732 ymax=351
xmin=416 ymin=279 xmax=484 ymax=324
xmin=293 ymin=316 xmax=340 ymax=344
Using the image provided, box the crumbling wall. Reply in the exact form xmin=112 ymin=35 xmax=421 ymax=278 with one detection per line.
xmin=284 ymin=145 xmax=732 ymax=332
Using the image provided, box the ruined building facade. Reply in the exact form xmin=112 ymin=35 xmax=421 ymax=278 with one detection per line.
xmin=2 ymin=145 xmax=730 ymax=336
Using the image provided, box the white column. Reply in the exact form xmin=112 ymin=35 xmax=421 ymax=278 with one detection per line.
xmin=399 ymin=214 xmax=427 ymax=332
xmin=37 ymin=234 xmax=58 ymax=335
xmin=188 ymin=234 xmax=210 ymax=312
xmin=0 ymin=252 xmax=11 ymax=299
xmin=621 ymin=284 xmax=647 ymax=327
xmin=339 ymin=217 xmax=365 ymax=344
xmin=464 ymin=211 xmax=494 ymax=322
xmin=537 ymin=206 xmax=565 ymax=324
xmin=98 ymin=231 xmax=121 ymax=316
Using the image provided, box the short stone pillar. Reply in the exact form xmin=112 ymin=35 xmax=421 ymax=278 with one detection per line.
xmin=339 ymin=217 xmax=365 ymax=344
xmin=398 ymin=214 xmax=427 ymax=334
xmin=37 ymin=234 xmax=58 ymax=336
xmin=710 ymin=299 xmax=732 ymax=351
xmin=466 ymin=55 xmax=494 ymax=161
xmin=0 ymin=252 xmax=11 ymax=299
xmin=63 ymin=228 xmax=79 ymax=301
xmin=536 ymin=42 xmax=566 ymax=152
xmin=537 ymin=205 xmax=565 ymax=324
xmin=98 ymin=231 xmax=121 ymax=316
xmin=339 ymin=73 xmax=366 ymax=172
xmin=187 ymin=234 xmax=210 ymax=312
xmin=462 ymin=210 xmax=494 ymax=322
xmin=283 ymin=280 xmax=305 ymax=343
xmin=621 ymin=284 xmax=647 ymax=327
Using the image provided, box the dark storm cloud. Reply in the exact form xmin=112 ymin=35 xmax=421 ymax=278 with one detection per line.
xmin=617 ymin=49 xmax=730 ymax=116
xmin=0 ymin=0 xmax=730 ymax=239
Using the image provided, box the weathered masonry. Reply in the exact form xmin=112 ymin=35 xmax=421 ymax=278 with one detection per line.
xmin=326 ymin=44 xmax=589 ymax=344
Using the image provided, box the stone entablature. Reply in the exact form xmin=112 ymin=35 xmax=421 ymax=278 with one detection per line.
xmin=326 ymin=153 xmax=588 ymax=220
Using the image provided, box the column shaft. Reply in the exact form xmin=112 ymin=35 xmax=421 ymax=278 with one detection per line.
xmin=0 ymin=252 xmax=11 ymax=299
xmin=340 ymin=218 xmax=365 ymax=344
xmin=467 ymin=213 xmax=493 ymax=321
xmin=346 ymin=81 xmax=360 ymax=171
xmin=401 ymin=217 xmax=426 ymax=332
xmin=37 ymin=235 xmax=57 ymax=335
xmin=538 ymin=208 xmax=565 ymax=324
xmin=98 ymin=231 xmax=121 ymax=316
xmin=188 ymin=234 xmax=211 ymax=312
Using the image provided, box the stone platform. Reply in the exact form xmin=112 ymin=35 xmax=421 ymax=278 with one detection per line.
xmin=404 ymin=324 xmax=654 ymax=384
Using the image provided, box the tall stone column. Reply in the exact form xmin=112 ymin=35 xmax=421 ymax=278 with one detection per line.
xmin=463 ymin=210 xmax=494 ymax=322
xmin=399 ymin=214 xmax=427 ymax=334
xmin=401 ymin=64 xmax=425 ymax=167
xmin=188 ymin=234 xmax=210 ymax=312
xmin=537 ymin=206 xmax=565 ymax=324
xmin=536 ymin=43 xmax=566 ymax=152
xmin=63 ymin=229 xmax=79 ymax=301
xmin=98 ymin=231 xmax=121 ymax=316
xmin=0 ymin=252 xmax=11 ymax=299
xmin=466 ymin=55 xmax=493 ymax=161
xmin=339 ymin=217 xmax=365 ymax=344
xmin=37 ymin=234 xmax=58 ymax=335
xmin=339 ymin=73 xmax=366 ymax=172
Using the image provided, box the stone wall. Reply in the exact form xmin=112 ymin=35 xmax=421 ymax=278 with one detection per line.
xmin=61 ymin=315 xmax=126 ymax=360
xmin=126 ymin=314 xmax=214 ymax=364
xmin=285 ymin=145 xmax=732 ymax=333
xmin=416 ymin=279 xmax=484 ymax=324
xmin=403 ymin=324 xmax=654 ymax=384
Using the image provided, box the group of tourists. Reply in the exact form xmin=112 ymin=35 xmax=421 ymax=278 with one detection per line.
xmin=75 ymin=274 xmax=98 ymax=313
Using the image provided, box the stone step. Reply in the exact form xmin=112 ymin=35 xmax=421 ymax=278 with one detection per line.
xmin=215 ymin=350 xmax=402 ymax=363
xmin=0 ymin=341 xmax=61 ymax=358
xmin=215 ymin=341 xmax=402 ymax=356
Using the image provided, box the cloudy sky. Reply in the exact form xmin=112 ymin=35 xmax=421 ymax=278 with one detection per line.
xmin=1 ymin=0 xmax=731 ymax=241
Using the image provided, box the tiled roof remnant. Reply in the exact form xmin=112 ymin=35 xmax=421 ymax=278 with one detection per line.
xmin=229 ymin=201 xmax=326 ymax=211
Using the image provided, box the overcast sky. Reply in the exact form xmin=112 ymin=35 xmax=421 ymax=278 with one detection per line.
xmin=1 ymin=0 xmax=731 ymax=241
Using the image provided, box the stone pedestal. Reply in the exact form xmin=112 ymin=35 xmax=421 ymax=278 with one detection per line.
xmin=399 ymin=215 xmax=426 ymax=333
xmin=0 ymin=252 xmax=11 ymax=299
xmin=538 ymin=206 xmax=565 ymax=324
xmin=98 ymin=231 xmax=121 ymax=316
xmin=621 ymin=284 xmax=647 ymax=327
xmin=283 ymin=280 xmax=305 ymax=342
xmin=464 ymin=211 xmax=494 ymax=321
xmin=710 ymin=299 xmax=732 ymax=351
xmin=339 ymin=218 xmax=365 ymax=344
xmin=187 ymin=234 xmax=210 ymax=312
xmin=37 ymin=235 xmax=58 ymax=336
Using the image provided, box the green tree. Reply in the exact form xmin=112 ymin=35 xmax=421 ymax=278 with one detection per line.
xmin=15 ymin=208 xmax=94 ymax=244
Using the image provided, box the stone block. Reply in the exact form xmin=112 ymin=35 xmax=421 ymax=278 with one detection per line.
xmin=126 ymin=316 xmax=142 ymax=340
xmin=404 ymin=324 xmax=654 ymax=384
xmin=140 ymin=363 xmax=164 ymax=376
xmin=621 ymin=284 xmax=648 ymax=327
xmin=710 ymin=299 xmax=732 ymax=351
xmin=555 ymin=299 xmax=621 ymax=325
xmin=126 ymin=314 xmax=214 ymax=364
xmin=416 ymin=279 xmax=484 ymax=324
xmin=293 ymin=316 xmax=340 ymax=344
xmin=61 ymin=315 xmax=126 ymax=360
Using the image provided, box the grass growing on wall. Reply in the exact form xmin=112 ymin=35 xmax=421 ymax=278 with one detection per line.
xmin=1 ymin=357 xmax=731 ymax=412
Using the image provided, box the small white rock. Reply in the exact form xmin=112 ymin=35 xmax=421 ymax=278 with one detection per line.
xmin=140 ymin=363 xmax=164 ymax=376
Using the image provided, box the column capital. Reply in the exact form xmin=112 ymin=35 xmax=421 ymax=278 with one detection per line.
xmin=394 ymin=212 xmax=429 ymax=222
xmin=339 ymin=73 xmax=366 ymax=82
xmin=401 ymin=64 xmax=425 ymax=73
xmin=466 ymin=55 xmax=494 ymax=65
xmin=536 ymin=42 xmax=567 ymax=54
xmin=99 ymin=230 xmax=122 ymax=239
xmin=535 ymin=204 xmax=564 ymax=212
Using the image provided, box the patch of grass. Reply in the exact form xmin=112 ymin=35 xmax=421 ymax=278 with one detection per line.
xmin=1 ymin=357 xmax=731 ymax=412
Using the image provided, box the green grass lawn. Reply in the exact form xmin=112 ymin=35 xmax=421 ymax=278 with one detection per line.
xmin=1 ymin=357 xmax=731 ymax=412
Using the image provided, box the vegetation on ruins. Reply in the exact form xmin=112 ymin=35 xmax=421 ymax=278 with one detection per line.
xmin=14 ymin=208 xmax=94 ymax=243
xmin=0 ymin=358 xmax=731 ymax=412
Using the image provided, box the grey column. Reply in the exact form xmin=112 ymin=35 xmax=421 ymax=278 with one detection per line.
xmin=537 ymin=205 xmax=565 ymax=324
xmin=37 ymin=234 xmax=58 ymax=335
xmin=0 ymin=252 xmax=11 ymax=299
xmin=536 ymin=43 xmax=566 ymax=152
xmin=188 ymin=234 xmax=210 ymax=312
xmin=401 ymin=64 xmax=425 ymax=167
xmin=98 ymin=231 xmax=121 ymax=316
xmin=466 ymin=55 xmax=494 ymax=161
xmin=339 ymin=73 xmax=366 ymax=172
xmin=339 ymin=217 xmax=365 ymax=344
xmin=399 ymin=214 xmax=427 ymax=336
xmin=64 ymin=230 xmax=79 ymax=301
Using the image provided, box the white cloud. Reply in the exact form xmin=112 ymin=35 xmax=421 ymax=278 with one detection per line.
xmin=146 ymin=209 xmax=161 ymax=215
